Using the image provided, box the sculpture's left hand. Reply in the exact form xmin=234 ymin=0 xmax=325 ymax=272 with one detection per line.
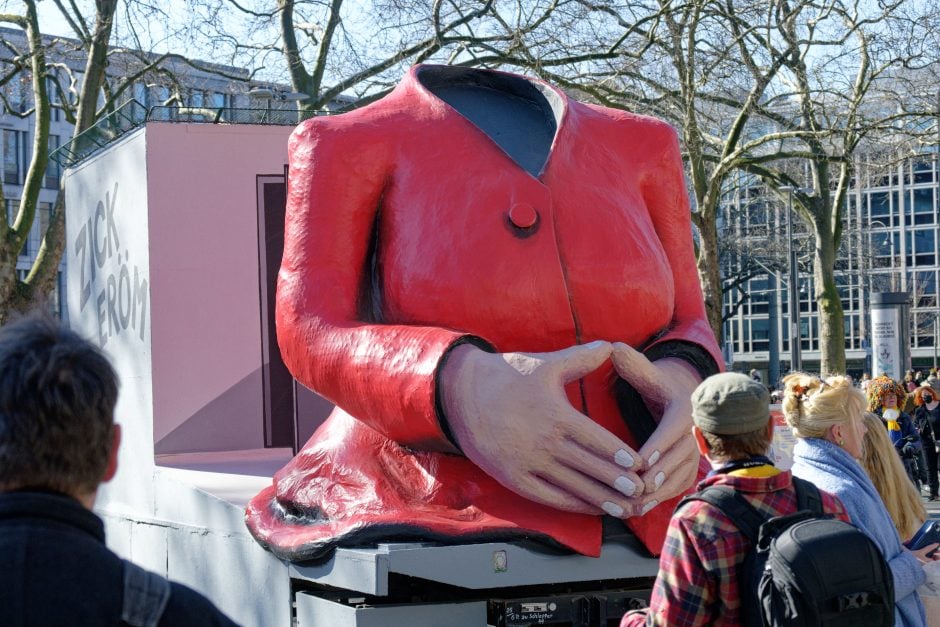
xmin=611 ymin=342 xmax=703 ymax=511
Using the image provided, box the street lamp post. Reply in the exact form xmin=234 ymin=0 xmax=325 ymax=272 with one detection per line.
xmin=750 ymin=258 xmax=786 ymax=387
xmin=934 ymin=316 xmax=938 ymax=370
xmin=780 ymin=185 xmax=802 ymax=373
xmin=768 ymin=273 xmax=780 ymax=387
xmin=869 ymin=220 xmax=895 ymax=291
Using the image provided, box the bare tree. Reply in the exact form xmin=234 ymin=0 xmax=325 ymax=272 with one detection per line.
xmin=0 ymin=0 xmax=254 ymax=319
xmin=466 ymin=0 xmax=802 ymax=343
xmin=492 ymin=0 xmax=938 ymax=374
xmin=737 ymin=0 xmax=940 ymax=374
xmin=185 ymin=0 xmax=570 ymax=112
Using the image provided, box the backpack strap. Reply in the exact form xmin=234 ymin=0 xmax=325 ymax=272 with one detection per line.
xmin=121 ymin=559 xmax=171 ymax=627
xmin=679 ymin=486 xmax=768 ymax=545
xmin=792 ymin=477 xmax=824 ymax=515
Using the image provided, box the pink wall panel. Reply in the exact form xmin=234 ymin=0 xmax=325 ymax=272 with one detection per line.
xmin=144 ymin=124 xmax=293 ymax=452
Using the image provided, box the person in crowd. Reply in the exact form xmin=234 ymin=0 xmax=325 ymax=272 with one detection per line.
xmin=0 ymin=314 xmax=238 ymax=627
xmin=913 ymin=377 xmax=940 ymax=501
xmin=785 ymin=373 xmax=936 ymax=627
xmin=868 ymin=375 xmax=922 ymax=486
xmin=859 ymin=412 xmax=927 ymax=541
xmin=861 ymin=372 xmax=872 ymax=392
xmin=905 ymin=378 xmax=920 ymax=414
xmin=620 ymin=373 xmax=848 ymax=627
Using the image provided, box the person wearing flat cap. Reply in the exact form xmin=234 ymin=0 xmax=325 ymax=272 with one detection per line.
xmin=621 ymin=373 xmax=850 ymax=627
xmin=913 ymin=376 xmax=940 ymax=500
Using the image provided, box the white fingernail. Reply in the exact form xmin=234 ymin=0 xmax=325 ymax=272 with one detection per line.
xmin=585 ymin=340 xmax=605 ymax=349
xmin=602 ymin=501 xmax=624 ymax=517
xmin=648 ymin=450 xmax=661 ymax=466
xmin=641 ymin=500 xmax=658 ymax=515
xmin=615 ymin=449 xmax=634 ymax=468
xmin=615 ymin=476 xmax=636 ymax=497
xmin=654 ymin=471 xmax=665 ymax=489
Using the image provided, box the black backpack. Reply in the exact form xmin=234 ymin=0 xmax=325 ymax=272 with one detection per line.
xmin=681 ymin=476 xmax=894 ymax=626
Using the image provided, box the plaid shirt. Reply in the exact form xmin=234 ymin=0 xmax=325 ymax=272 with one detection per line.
xmin=621 ymin=468 xmax=848 ymax=627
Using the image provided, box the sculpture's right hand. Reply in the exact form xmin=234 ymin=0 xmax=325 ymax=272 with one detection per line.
xmin=440 ymin=342 xmax=645 ymax=517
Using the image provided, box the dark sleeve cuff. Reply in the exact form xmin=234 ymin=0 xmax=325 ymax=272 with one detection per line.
xmin=643 ymin=340 xmax=720 ymax=381
xmin=434 ymin=335 xmax=496 ymax=453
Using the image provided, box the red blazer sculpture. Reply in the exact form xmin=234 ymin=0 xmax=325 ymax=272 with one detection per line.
xmin=246 ymin=65 xmax=722 ymax=561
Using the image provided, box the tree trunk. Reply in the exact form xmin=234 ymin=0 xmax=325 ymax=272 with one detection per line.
xmin=813 ymin=218 xmax=846 ymax=375
xmin=17 ymin=1 xmax=118 ymax=317
xmin=0 ymin=1 xmax=50 ymax=320
xmin=695 ymin=213 xmax=724 ymax=346
xmin=75 ymin=2 xmax=118 ymax=133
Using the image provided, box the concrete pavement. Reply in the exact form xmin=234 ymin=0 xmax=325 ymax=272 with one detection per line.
xmin=925 ymin=493 xmax=940 ymax=520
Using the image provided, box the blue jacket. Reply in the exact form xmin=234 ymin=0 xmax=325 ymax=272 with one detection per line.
xmin=0 ymin=490 xmax=239 ymax=627
xmin=792 ymin=438 xmax=927 ymax=627
xmin=878 ymin=408 xmax=921 ymax=452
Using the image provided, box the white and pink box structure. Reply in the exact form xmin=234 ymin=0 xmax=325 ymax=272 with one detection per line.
xmin=64 ymin=122 xmax=657 ymax=627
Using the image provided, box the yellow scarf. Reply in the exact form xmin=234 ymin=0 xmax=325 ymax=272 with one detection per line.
xmin=727 ymin=465 xmax=781 ymax=478
xmin=883 ymin=407 xmax=900 ymax=431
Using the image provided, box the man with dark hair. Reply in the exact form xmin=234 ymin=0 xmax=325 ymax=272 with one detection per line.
xmin=0 ymin=314 xmax=237 ymax=627
xmin=620 ymin=372 xmax=849 ymax=626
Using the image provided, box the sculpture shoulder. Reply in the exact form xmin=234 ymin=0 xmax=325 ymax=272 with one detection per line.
xmin=288 ymin=103 xmax=400 ymax=166
xmin=578 ymin=102 xmax=680 ymax=162
xmin=290 ymin=106 xmax=382 ymax=147
xmin=580 ymin=101 xmax=678 ymax=137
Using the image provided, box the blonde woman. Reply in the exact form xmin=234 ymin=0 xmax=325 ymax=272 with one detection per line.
xmin=783 ymin=373 xmax=934 ymax=627
xmin=860 ymin=412 xmax=928 ymax=542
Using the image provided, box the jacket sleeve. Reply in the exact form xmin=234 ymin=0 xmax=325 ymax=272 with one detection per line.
xmin=887 ymin=548 xmax=927 ymax=603
xmin=626 ymin=506 xmax=724 ymax=627
xmin=894 ymin=414 xmax=918 ymax=448
xmin=276 ymin=116 xmax=474 ymax=451
xmin=638 ymin=125 xmax=722 ymax=376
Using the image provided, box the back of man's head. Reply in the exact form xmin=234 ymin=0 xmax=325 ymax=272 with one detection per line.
xmin=692 ymin=372 xmax=772 ymax=460
xmin=0 ymin=314 xmax=118 ymax=497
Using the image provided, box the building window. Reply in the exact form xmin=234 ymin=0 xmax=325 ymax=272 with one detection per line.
xmin=46 ymin=74 xmax=61 ymax=122
xmin=913 ymin=228 xmax=936 ymax=266
xmin=189 ymin=90 xmax=204 ymax=108
xmin=3 ymin=129 xmax=27 ymax=186
xmin=869 ymin=191 xmax=890 ymax=220
xmin=5 ymin=76 xmax=29 ymax=114
xmin=917 ymin=270 xmax=937 ymax=309
xmin=151 ymin=85 xmax=176 ymax=120
xmin=913 ymin=188 xmax=935 ymax=225
xmin=209 ymin=91 xmax=231 ymax=111
xmin=31 ymin=201 xmax=53 ymax=259
xmin=751 ymin=319 xmax=769 ymax=352
xmin=913 ymin=157 xmax=935 ymax=184
xmin=45 ymin=135 xmax=61 ymax=189
xmin=133 ymin=81 xmax=149 ymax=108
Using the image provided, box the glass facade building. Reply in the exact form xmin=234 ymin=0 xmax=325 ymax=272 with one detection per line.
xmin=720 ymin=151 xmax=940 ymax=380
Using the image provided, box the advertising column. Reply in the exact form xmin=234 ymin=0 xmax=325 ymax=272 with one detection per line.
xmin=871 ymin=292 xmax=910 ymax=381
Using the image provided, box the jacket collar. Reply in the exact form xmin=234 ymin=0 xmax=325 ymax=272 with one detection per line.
xmin=399 ymin=64 xmax=571 ymax=180
xmin=0 ymin=489 xmax=105 ymax=543
xmin=699 ymin=468 xmax=792 ymax=494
